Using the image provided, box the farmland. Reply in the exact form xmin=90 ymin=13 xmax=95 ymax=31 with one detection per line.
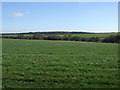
xmin=1 ymin=32 xmax=118 ymax=38
xmin=2 ymin=39 xmax=119 ymax=88
xmin=59 ymin=33 xmax=118 ymax=38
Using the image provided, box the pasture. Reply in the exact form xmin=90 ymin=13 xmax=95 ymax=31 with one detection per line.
xmin=1 ymin=32 xmax=118 ymax=38
xmin=66 ymin=33 xmax=118 ymax=38
xmin=2 ymin=39 xmax=119 ymax=88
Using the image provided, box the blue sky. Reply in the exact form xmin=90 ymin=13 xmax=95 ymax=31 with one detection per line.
xmin=2 ymin=2 xmax=118 ymax=33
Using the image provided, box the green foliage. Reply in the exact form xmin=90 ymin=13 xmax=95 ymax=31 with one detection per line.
xmin=2 ymin=39 xmax=119 ymax=88
xmin=16 ymin=35 xmax=25 ymax=39
xmin=102 ymin=35 xmax=120 ymax=43
xmin=70 ymin=36 xmax=81 ymax=41
xmin=45 ymin=35 xmax=62 ymax=40
xmin=32 ymin=34 xmax=43 ymax=40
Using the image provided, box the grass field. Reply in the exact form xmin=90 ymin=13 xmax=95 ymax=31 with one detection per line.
xmin=0 ymin=34 xmax=33 ymax=37
xmin=2 ymin=39 xmax=119 ymax=88
xmin=67 ymin=33 xmax=118 ymax=38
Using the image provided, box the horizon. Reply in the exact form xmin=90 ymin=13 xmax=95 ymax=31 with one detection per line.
xmin=2 ymin=2 xmax=118 ymax=33
xmin=1 ymin=30 xmax=118 ymax=34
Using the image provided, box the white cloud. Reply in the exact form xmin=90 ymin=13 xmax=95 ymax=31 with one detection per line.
xmin=9 ymin=12 xmax=30 ymax=18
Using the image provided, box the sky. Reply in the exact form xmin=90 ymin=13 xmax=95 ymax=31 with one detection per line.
xmin=2 ymin=2 xmax=118 ymax=33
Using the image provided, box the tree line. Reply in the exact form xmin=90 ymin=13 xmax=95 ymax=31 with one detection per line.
xmin=2 ymin=34 xmax=120 ymax=43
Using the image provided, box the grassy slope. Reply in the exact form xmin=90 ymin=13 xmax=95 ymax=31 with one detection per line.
xmin=1 ymin=33 xmax=118 ymax=38
xmin=0 ymin=34 xmax=32 ymax=37
xmin=58 ymin=33 xmax=118 ymax=38
xmin=69 ymin=33 xmax=118 ymax=38
xmin=2 ymin=39 xmax=118 ymax=88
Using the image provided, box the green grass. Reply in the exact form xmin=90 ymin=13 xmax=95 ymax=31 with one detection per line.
xmin=2 ymin=39 xmax=119 ymax=88
xmin=59 ymin=33 xmax=118 ymax=38
xmin=1 ymin=34 xmax=33 ymax=37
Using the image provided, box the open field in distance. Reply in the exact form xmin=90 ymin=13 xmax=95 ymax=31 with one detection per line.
xmin=59 ymin=33 xmax=118 ymax=38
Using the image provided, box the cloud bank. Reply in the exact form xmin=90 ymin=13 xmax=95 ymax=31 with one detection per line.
xmin=9 ymin=12 xmax=30 ymax=18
